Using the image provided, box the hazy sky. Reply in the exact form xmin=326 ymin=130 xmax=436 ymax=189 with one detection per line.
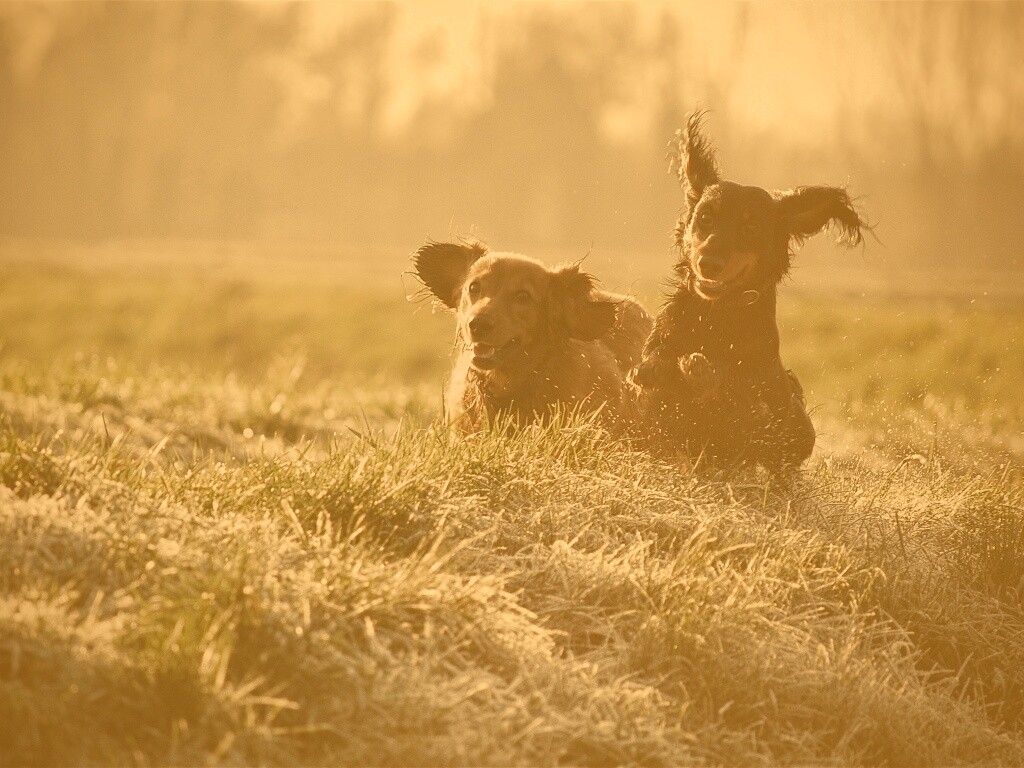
xmin=3 ymin=2 xmax=1018 ymax=153
xmin=1 ymin=1 xmax=1021 ymax=263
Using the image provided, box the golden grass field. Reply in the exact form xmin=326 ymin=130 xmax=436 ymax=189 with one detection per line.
xmin=2 ymin=240 xmax=1024 ymax=766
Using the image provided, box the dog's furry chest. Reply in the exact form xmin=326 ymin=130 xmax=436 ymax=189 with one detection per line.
xmin=665 ymin=294 xmax=781 ymax=384
xmin=446 ymin=340 xmax=623 ymax=428
xmin=640 ymin=290 xmax=806 ymax=465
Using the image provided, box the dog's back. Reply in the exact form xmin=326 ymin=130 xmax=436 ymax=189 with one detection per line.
xmin=600 ymin=292 xmax=654 ymax=372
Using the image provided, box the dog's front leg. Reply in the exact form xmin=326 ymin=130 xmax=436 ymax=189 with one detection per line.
xmin=754 ymin=369 xmax=816 ymax=472
xmin=777 ymin=370 xmax=815 ymax=464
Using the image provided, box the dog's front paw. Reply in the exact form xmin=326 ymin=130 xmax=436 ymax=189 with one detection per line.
xmin=627 ymin=359 xmax=655 ymax=388
xmin=678 ymin=353 xmax=720 ymax=399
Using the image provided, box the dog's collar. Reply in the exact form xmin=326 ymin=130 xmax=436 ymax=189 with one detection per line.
xmin=722 ymin=288 xmax=763 ymax=307
xmin=695 ymin=284 xmax=766 ymax=308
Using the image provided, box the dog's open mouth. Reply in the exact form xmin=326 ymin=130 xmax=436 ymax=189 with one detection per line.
xmin=695 ymin=278 xmax=730 ymax=299
xmin=694 ymin=264 xmax=753 ymax=301
xmin=470 ymin=339 xmax=517 ymax=368
xmin=693 ymin=254 xmax=759 ymax=302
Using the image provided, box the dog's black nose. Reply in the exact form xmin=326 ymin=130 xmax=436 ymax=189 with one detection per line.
xmin=699 ymin=255 xmax=725 ymax=278
xmin=468 ymin=315 xmax=494 ymax=337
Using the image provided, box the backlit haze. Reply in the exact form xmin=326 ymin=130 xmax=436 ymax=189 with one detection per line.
xmin=1 ymin=2 xmax=1021 ymax=284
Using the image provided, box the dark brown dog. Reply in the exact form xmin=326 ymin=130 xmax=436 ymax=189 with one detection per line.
xmin=632 ymin=112 xmax=866 ymax=473
xmin=414 ymin=240 xmax=653 ymax=430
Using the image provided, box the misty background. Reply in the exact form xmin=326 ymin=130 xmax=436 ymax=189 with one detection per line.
xmin=1 ymin=1 xmax=1022 ymax=274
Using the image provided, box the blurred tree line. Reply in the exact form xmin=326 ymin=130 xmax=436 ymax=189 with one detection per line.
xmin=0 ymin=2 xmax=1021 ymax=268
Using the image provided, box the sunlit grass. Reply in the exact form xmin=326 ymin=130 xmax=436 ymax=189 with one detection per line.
xmin=1 ymin=242 xmax=1023 ymax=765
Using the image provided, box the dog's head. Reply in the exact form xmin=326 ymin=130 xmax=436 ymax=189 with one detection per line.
xmin=670 ymin=111 xmax=866 ymax=302
xmin=413 ymin=240 xmax=617 ymax=371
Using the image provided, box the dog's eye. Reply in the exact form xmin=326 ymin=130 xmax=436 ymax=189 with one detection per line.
xmin=467 ymin=281 xmax=481 ymax=298
xmin=513 ymin=290 xmax=533 ymax=304
xmin=697 ymin=211 xmax=713 ymax=228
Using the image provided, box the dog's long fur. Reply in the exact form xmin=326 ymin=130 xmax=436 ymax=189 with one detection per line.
xmin=633 ymin=111 xmax=866 ymax=473
xmin=413 ymin=240 xmax=653 ymax=430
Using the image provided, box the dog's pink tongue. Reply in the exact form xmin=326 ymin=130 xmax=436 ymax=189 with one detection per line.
xmin=473 ymin=343 xmax=495 ymax=359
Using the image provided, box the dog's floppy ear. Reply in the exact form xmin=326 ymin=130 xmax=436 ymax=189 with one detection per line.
xmin=551 ymin=265 xmax=617 ymax=342
xmin=412 ymin=240 xmax=487 ymax=308
xmin=670 ymin=110 xmax=720 ymax=222
xmin=775 ymin=186 xmax=865 ymax=247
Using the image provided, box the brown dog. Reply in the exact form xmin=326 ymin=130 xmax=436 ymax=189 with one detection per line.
xmin=632 ymin=112 xmax=867 ymax=474
xmin=413 ymin=240 xmax=653 ymax=430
